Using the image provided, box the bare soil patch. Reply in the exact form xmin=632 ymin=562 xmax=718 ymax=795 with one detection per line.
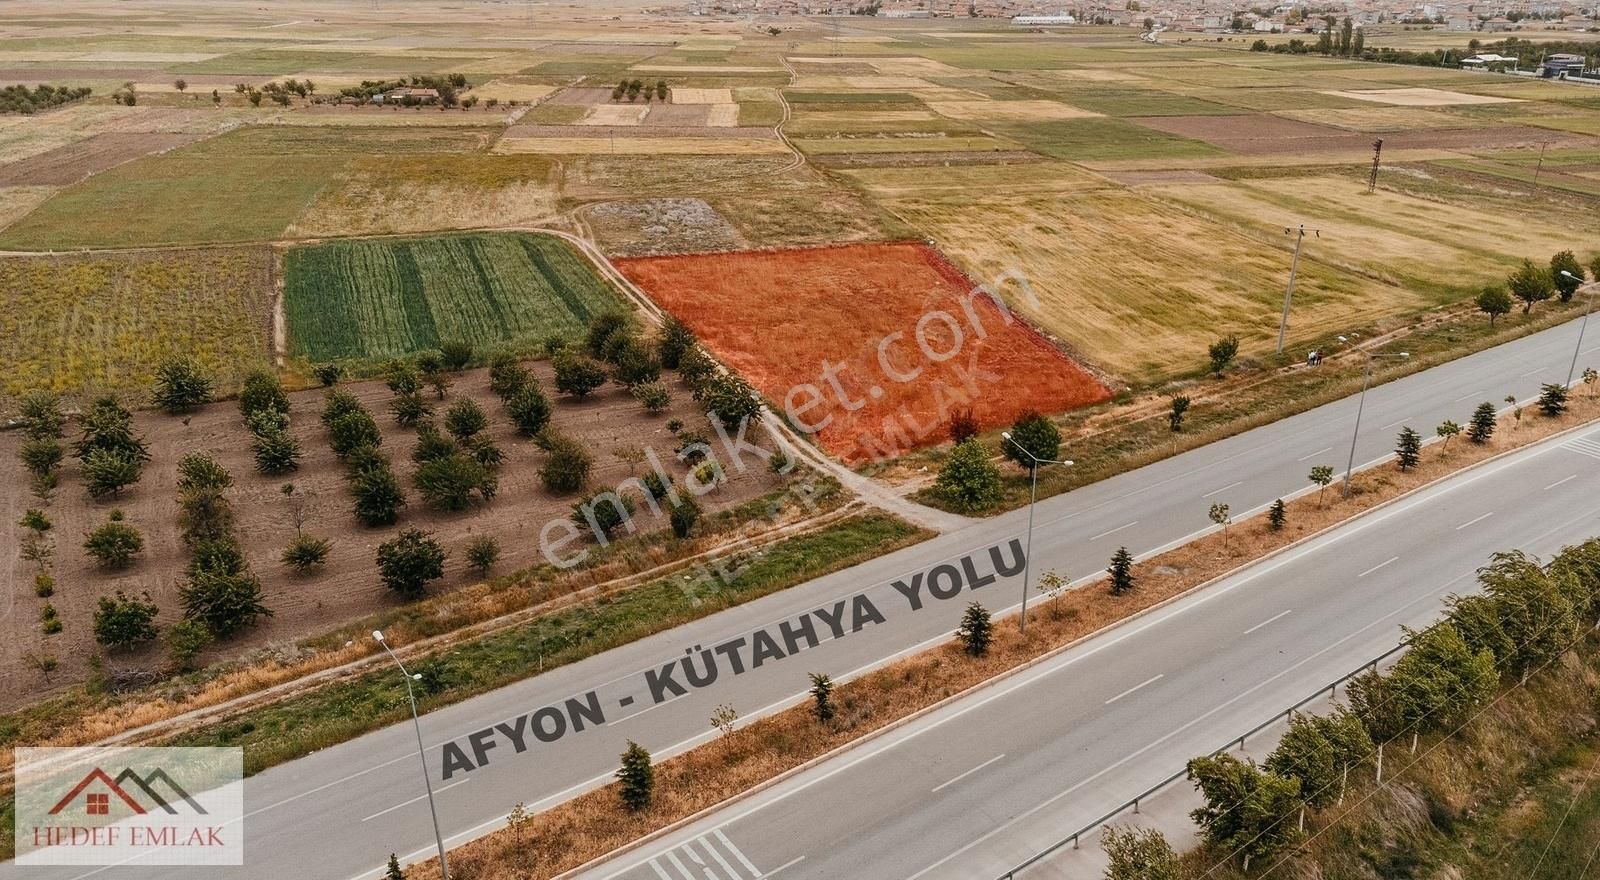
xmin=615 ymin=242 xmax=1111 ymax=464
xmin=544 ymin=87 xmax=624 ymax=106
xmin=0 ymin=132 xmax=201 ymax=187
xmin=642 ymin=104 xmax=710 ymax=126
xmin=586 ymin=198 xmax=743 ymax=256
xmin=504 ymin=123 xmax=778 ymax=140
xmin=0 ymin=366 xmax=783 ymax=708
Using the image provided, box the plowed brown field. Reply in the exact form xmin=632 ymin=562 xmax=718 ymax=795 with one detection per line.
xmin=617 ymin=242 xmax=1110 ymax=463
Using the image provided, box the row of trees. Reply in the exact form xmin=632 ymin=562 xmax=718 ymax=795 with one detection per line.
xmin=611 ymin=78 xmax=669 ymax=103
xmin=1180 ymin=538 xmax=1600 ymax=872
xmin=933 ymin=410 xmax=1061 ymax=511
xmin=1479 ymin=250 xmax=1597 ymax=325
xmin=0 ymin=83 xmax=91 ymax=115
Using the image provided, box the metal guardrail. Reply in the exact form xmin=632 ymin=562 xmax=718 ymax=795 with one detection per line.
xmin=995 ymin=641 xmax=1410 ymax=879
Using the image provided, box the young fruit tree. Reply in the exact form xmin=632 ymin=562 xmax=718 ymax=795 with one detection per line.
xmin=1475 ymin=285 xmax=1512 ymax=326
xmin=376 ymin=530 xmax=447 ymax=600
xmin=1308 ymin=464 xmax=1334 ymax=506
xmin=1168 ymin=395 xmax=1190 ymax=433
xmin=1435 ymin=420 xmax=1461 ymax=450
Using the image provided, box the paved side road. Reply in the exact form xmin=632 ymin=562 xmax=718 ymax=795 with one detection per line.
xmin=582 ymin=422 xmax=1600 ymax=880
xmin=8 ymin=317 xmax=1596 ymax=880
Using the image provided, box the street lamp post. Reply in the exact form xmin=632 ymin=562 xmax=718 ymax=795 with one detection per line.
xmin=1001 ymin=433 xmax=1073 ymax=635
xmin=374 ymin=630 xmax=450 ymax=880
xmin=1558 ymin=270 xmax=1598 ymax=387
xmin=1340 ymin=346 xmax=1409 ymax=500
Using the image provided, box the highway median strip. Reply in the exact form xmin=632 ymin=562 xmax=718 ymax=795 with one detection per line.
xmin=404 ymin=393 xmax=1600 ymax=880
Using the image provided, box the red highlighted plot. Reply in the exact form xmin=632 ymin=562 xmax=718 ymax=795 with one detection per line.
xmin=616 ymin=242 xmax=1110 ymax=463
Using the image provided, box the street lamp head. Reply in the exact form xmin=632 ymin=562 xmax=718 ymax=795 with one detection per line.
xmin=1063 ymin=459 xmax=1075 ymax=466
xmin=372 ymin=630 xmax=385 ymax=643
xmin=1399 ymin=352 xmax=1410 ymax=358
xmin=1562 ymin=270 xmax=1580 ymax=280
xmin=1001 ymin=431 xmax=1012 ymax=440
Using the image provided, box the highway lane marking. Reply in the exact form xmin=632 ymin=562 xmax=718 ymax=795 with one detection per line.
xmin=1358 ymin=556 xmax=1400 ymax=578
xmin=1522 ymin=367 xmax=1544 ymax=377
xmin=348 ymin=394 xmax=1600 ymax=880
xmin=1104 ymin=675 xmax=1163 ymax=705
xmin=1455 ymin=511 xmax=1495 ymax=530
xmin=699 ymin=835 xmax=744 ymax=878
xmin=1546 ymin=475 xmax=1578 ymax=491
xmin=1380 ymin=417 xmax=1410 ymax=431
xmin=931 ymin=754 xmax=1006 ymax=793
xmin=716 ymin=829 xmax=762 ymax=876
xmin=1296 ymin=446 xmax=1333 ymax=462
xmin=1202 ymin=481 xmax=1240 ymax=499
xmin=1243 ymin=609 xmax=1293 ymax=635
xmin=763 ymin=856 xmax=805 ymax=877
xmin=1563 ymin=437 xmax=1600 ymax=460
xmin=360 ymin=777 xmax=471 ymax=823
xmin=1452 ymin=390 xmax=1483 ymax=402
xmin=588 ymin=460 xmax=1600 ymax=880
xmin=1089 ymin=521 xmax=1138 ymax=541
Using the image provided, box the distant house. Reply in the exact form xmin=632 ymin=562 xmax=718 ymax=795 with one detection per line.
xmin=1461 ymin=52 xmax=1518 ymax=69
xmin=1540 ymin=52 xmax=1586 ymax=77
xmin=1012 ymin=13 xmax=1074 ymax=24
xmin=375 ymin=87 xmax=441 ymax=104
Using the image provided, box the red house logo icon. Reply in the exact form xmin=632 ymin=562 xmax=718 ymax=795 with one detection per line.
xmin=47 ymin=766 xmax=206 ymax=817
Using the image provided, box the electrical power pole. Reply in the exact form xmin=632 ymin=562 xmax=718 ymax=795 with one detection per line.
xmin=1367 ymin=138 xmax=1383 ymax=193
xmin=1534 ymin=141 xmax=1548 ymax=185
xmin=1277 ymin=224 xmax=1319 ymax=355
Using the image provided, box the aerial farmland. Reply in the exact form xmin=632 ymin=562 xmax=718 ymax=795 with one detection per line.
xmin=5 ymin=2 xmax=1600 ymax=874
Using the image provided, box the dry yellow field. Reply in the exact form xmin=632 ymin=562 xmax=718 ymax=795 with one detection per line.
xmin=793 ymin=135 xmax=1016 ymax=154
xmin=706 ymin=104 xmax=740 ymax=127
xmin=881 ymin=189 xmax=1414 ymax=378
xmin=1275 ymin=106 xmax=1477 ymax=131
xmin=1321 ymin=87 xmax=1519 ymax=106
xmin=798 ymin=110 xmax=940 ymax=124
xmin=284 ymin=155 xmax=559 ymax=237
xmin=0 ymin=186 xmax=58 ymax=233
xmin=929 ymin=100 xmax=1100 ymax=121
xmin=471 ymin=80 xmax=556 ymax=103
xmin=841 ymin=161 xmax=1109 ymax=198
xmin=671 ymin=88 xmax=734 ymax=104
xmin=494 ymin=136 xmax=789 ymax=155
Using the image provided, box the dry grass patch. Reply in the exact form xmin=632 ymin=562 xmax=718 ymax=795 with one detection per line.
xmin=285 ymin=155 xmax=559 ymax=237
xmin=706 ymin=104 xmax=739 ymax=127
xmin=0 ymin=186 xmax=55 ymax=232
xmin=1278 ymin=106 xmax=1482 ymax=132
xmin=495 ymin=136 xmax=789 ymax=155
xmin=670 ymin=87 xmax=734 ymax=104
xmin=464 ymin=79 xmax=557 ymax=103
xmin=410 ymin=400 xmax=1600 ymax=880
xmin=1322 ymin=87 xmax=1520 ymax=107
xmin=880 ymin=188 xmax=1404 ymax=380
xmin=929 ymin=99 xmax=1099 ymax=121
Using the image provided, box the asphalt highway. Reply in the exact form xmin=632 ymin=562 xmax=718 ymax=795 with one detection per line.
xmin=8 ymin=316 xmax=1598 ymax=880
xmin=580 ymin=416 xmax=1600 ymax=880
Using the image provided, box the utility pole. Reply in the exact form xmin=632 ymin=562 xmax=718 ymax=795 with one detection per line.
xmin=1534 ymin=141 xmax=1548 ymax=185
xmin=1367 ymin=138 xmax=1383 ymax=194
xmin=1277 ymin=224 xmax=1319 ymax=355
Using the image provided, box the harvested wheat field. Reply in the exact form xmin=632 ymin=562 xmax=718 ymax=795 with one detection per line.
xmin=1322 ymin=87 xmax=1519 ymax=106
xmin=616 ymin=242 xmax=1110 ymax=463
xmin=929 ymin=100 xmax=1100 ymax=121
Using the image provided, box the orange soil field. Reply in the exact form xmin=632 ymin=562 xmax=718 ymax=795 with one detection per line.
xmin=617 ymin=242 xmax=1110 ymax=463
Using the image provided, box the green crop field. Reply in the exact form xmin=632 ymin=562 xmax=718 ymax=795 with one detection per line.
xmin=282 ymin=232 xmax=625 ymax=362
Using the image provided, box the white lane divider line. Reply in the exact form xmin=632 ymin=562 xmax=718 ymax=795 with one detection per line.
xmin=1546 ymin=474 xmax=1579 ymax=491
xmin=1455 ymin=511 xmax=1495 ymax=530
xmin=1521 ymin=367 xmax=1544 ymax=377
xmin=1202 ymin=481 xmax=1241 ymax=499
xmin=359 ymin=777 xmax=470 ymax=823
xmin=1243 ymin=609 xmax=1293 ymax=635
xmin=931 ymin=754 xmax=1006 ymax=794
xmin=1380 ymin=418 xmax=1409 ymax=431
xmin=1105 ymin=674 xmax=1163 ymax=705
xmin=763 ymin=856 xmax=805 ymax=877
xmin=1452 ymin=390 xmax=1483 ymax=402
xmin=1358 ymin=556 xmax=1400 ymax=578
xmin=717 ymin=828 xmax=763 ymax=877
xmin=1090 ymin=521 xmax=1138 ymax=541
xmin=1296 ymin=446 xmax=1333 ymax=462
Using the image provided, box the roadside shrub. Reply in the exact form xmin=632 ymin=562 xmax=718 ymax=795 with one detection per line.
xmin=1208 ymin=334 xmax=1240 ymax=375
xmin=669 ymin=492 xmax=701 ymax=538
xmin=933 ymin=439 xmax=1001 ymax=511
xmin=677 ymin=345 xmax=717 ymax=389
xmin=377 ymin=529 xmax=447 ymax=599
xmin=947 ymin=407 xmax=979 ymax=444
xmin=93 ymin=591 xmax=160 ymax=650
xmin=1002 ymin=410 xmax=1060 ymax=470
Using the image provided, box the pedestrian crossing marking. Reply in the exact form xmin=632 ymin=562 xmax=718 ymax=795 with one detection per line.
xmin=647 ymin=827 xmax=764 ymax=879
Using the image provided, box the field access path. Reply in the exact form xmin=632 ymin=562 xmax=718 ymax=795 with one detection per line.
xmin=11 ymin=314 xmax=1595 ymax=880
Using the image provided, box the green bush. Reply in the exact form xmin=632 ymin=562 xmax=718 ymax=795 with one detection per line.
xmin=933 ymin=439 xmax=1001 ymax=511
xmin=84 ymin=512 xmax=144 ymax=569
xmin=377 ymin=529 xmax=447 ymax=599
